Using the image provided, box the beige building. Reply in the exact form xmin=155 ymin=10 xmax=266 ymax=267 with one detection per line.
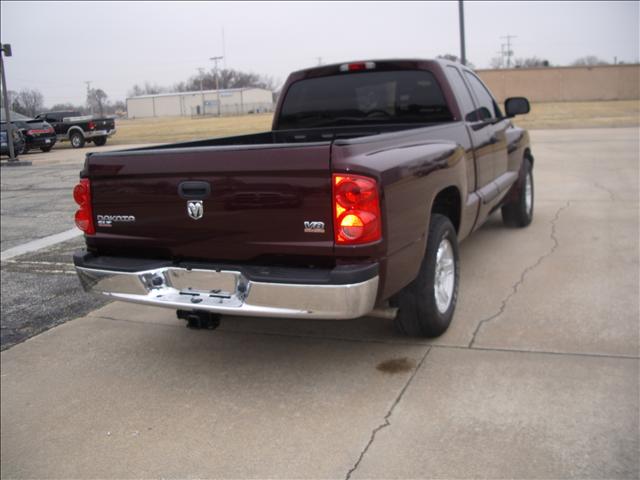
xmin=126 ymin=88 xmax=274 ymax=118
xmin=476 ymin=64 xmax=639 ymax=103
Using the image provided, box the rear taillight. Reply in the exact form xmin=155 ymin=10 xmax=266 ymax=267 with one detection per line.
xmin=73 ymin=179 xmax=95 ymax=235
xmin=88 ymin=121 xmax=95 ymax=130
xmin=27 ymin=129 xmax=35 ymax=135
xmin=333 ymin=173 xmax=381 ymax=245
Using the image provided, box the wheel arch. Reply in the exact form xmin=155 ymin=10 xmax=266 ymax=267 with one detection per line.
xmin=524 ymin=147 xmax=534 ymax=166
xmin=430 ymin=185 xmax=462 ymax=234
xmin=67 ymin=126 xmax=84 ymax=137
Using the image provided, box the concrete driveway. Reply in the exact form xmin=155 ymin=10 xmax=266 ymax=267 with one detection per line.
xmin=1 ymin=128 xmax=638 ymax=478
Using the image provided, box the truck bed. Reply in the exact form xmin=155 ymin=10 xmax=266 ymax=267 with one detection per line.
xmin=82 ymin=122 xmax=448 ymax=267
xmin=118 ymin=124 xmax=430 ymax=151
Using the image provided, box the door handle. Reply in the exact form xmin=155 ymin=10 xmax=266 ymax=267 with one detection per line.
xmin=178 ymin=181 xmax=211 ymax=199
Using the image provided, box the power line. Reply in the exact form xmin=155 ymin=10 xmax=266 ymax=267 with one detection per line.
xmin=500 ymin=34 xmax=516 ymax=68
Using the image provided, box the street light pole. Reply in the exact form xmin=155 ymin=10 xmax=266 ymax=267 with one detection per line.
xmin=0 ymin=42 xmax=16 ymax=161
xmin=458 ymin=0 xmax=466 ymax=66
xmin=209 ymin=56 xmax=223 ymax=117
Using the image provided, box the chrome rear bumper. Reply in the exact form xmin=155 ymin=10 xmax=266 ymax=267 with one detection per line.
xmin=75 ymin=261 xmax=379 ymax=320
xmin=84 ymin=129 xmax=116 ymax=139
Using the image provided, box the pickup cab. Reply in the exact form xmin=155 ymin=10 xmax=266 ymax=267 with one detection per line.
xmin=35 ymin=111 xmax=116 ymax=148
xmin=73 ymin=59 xmax=533 ymax=337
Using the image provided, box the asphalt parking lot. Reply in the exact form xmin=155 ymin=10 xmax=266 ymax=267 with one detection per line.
xmin=1 ymin=128 xmax=638 ymax=478
xmin=1 ymin=144 xmax=147 ymax=350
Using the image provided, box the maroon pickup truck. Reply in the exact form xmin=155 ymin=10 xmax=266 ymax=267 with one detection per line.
xmin=73 ymin=59 xmax=533 ymax=337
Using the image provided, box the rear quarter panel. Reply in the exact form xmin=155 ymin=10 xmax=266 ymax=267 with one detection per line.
xmin=332 ymin=122 xmax=474 ymax=300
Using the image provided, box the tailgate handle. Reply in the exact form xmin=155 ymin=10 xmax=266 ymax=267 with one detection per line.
xmin=178 ymin=181 xmax=211 ymax=199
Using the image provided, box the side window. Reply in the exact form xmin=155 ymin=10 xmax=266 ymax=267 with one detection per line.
xmin=445 ymin=66 xmax=477 ymax=122
xmin=464 ymin=72 xmax=498 ymax=121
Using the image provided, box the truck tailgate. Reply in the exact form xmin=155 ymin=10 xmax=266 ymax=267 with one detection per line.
xmin=93 ymin=118 xmax=115 ymax=130
xmin=84 ymin=143 xmax=335 ymax=263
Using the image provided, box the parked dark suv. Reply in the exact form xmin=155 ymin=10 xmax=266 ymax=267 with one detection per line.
xmin=12 ymin=118 xmax=57 ymax=153
xmin=0 ymin=123 xmax=26 ymax=158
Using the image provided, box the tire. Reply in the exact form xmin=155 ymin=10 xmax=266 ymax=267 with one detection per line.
xmin=40 ymin=146 xmax=52 ymax=153
xmin=391 ymin=214 xmax=460 ymax=337
xmin=502 ymin=158 xmax=534 ymax=227
xmin=93 ymin=136 xmax=107 ymax=146
xmin=70 ymin=131 xmax=85 ymax=148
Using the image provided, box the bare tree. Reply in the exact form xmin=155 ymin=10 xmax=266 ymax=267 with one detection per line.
xmin=490 ymin=56 xmax=504 ymax=69
xmin=128 ymin=84 xmax=144 ymax=97
xmin=49 ymin=102 xmax=85 ymax=113
xmin=5 ymin=90 xmax=18 ymax=108
xmin=11 ymin=89 xmax=45 ymax=117
xmin=572 ymin=55 xmax=609 ymax=66
xmin=127 ymin=82 xmax=166 ymax=98
xmin=139 ymin=68 xmax=281 ymax=96
xmin=514 ymin=57 xmax=552 ymax=68
xmin=111 ymin=100 xmax=126 ymax=116
xmin=88 ymin=88 xmax=108 ymax=116
xmin=143 ymin=82 xmax=166 ymax=95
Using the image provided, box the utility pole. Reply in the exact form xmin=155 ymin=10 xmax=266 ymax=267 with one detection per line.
xmin=458 ymin=0 xmax=466 ymax=66
xmin=1 ymin=43 xmax=15 ymax=161
xmin=0 ymin=43 xmax=29 ymax=166
xmin=500 ymin=34 xmax=516 ymax=68
xmin=85 ymin=80 xmax=92 ymax=114
xmin=197 ymin=67 xmax=205 ymax=115
xmin=222 ymin=28 xmax=227 ymax=69
xmin=209 ymin=56 xmax=223 ymax=117
xmin=496 ymin=44 xmax=507 ymax=68
xmin=316 ymin=57 xmax=323 ymax=66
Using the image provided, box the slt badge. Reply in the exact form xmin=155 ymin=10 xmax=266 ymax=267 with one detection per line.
xmin=187 ymin=200 xmax=204 ymax=220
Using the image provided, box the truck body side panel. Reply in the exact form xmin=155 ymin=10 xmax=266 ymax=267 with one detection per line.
xmin=331 ymin=122 xmax=474 ymax=299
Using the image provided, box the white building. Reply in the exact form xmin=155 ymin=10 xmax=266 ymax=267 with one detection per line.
xmin=126 ymin=88 xmax=274 ymax=119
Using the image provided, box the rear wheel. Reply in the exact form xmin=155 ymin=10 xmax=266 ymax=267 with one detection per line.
xmin=70 ymin=131 xmax=85 ymax=148
xmin=502 ymin=158 xmax=533 ymax=227
xmin=391 ymin=214 xmax=459 ymax=337
xmin=93 ymin=136 xmax=107 ymax=146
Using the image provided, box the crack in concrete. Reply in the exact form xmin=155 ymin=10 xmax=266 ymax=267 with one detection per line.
xmin=344 ymin=347 xmax=431 ymax=480
xmin=468 ymin=201 xmax=571 ymax=348
xmin=593 ymin=182 xmax=616 ymax=201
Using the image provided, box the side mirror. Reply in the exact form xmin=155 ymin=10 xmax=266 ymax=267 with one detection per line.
xmin=505 ymin=97 xmax=530 ymax=117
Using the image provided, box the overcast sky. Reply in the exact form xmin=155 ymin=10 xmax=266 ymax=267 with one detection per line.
xmin=1 ymin=1 xmax=638 ymax=107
